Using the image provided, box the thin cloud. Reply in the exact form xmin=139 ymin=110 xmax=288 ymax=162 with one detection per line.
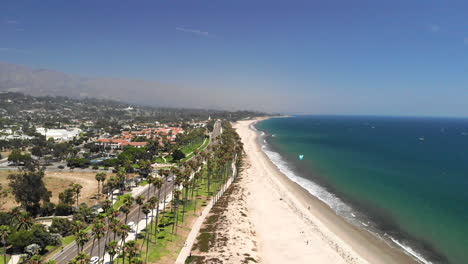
xmin=464 ymin=37 xmax=468 ymax=45
xmin=0 ymin=47 xmax=26 ymax=53
xmin=430 ymin=24 xmax=440 ymax=32
xmin=16 ymin=28 xmax=25 ymax=32
xmin=5 ymin=19 xmax=19 ymax=24
xmin=176 ymin=27 xmax=209 ymax=36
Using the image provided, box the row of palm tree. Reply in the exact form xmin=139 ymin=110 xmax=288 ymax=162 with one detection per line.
xmin=68 ymin=121 xmax=244 ymax=264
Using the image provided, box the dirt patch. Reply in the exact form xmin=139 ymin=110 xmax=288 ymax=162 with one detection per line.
xmin=0 ymin=170 xmax=118 ymax=211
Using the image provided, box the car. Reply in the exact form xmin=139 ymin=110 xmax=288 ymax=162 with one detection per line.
xmin=128 ymin=221 xmax=136 ymax=231
xmin=90 ymin=256 xmax=100 ymax=264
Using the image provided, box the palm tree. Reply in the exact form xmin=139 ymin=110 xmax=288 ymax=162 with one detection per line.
xmin=105 ymin=240 xmax=119 ymax=264
xmin=147 ymin=197 xmax=158 ymax=241
xmin=91 ymin=220 xmax=106 ymax=258
xmin=14 ymin=211 xmax=33 ymax=231
xmin=116 ymin=167 xmax=127 ymax=191
xmin=123 ymin=240 xmax=139 ymax=263
xmin=71 ymin=183 xmax=83 ymax=208
xmin=71 ymin=252 xmax=90 ymax=264
xmin=120 ymin=204 xmax=131 ymax=225
xmin=140 ymin=204 xmax=150 ymax=254
xmin=0 ymin=225 xmax=11 ymax=264
xmin=75 ymin=230 xmax=89 ymax=254
xmin=95 ymin=172 xmax=107 ymax=198
xmin=117 ymin=224 xmax=130 ymax=264
xmin=135 ymin=195 xmax=144 ymax=234
xmin=107 ymin=176 xmax=119 ymax=200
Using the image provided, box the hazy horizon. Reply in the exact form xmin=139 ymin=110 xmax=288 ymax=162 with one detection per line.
xmin=1 ymin=0 xmax=467 ymax=116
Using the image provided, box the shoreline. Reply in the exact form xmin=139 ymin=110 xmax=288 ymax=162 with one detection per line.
xmin=234 ymin=117 xmax=418 ymax=264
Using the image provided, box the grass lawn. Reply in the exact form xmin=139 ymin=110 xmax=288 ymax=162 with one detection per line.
xmin=139 ymin=180 xmax=148 ymax=186
xmin=0 ymin=255 xmax=10 ymax=264
xmin=44 ymin=234 xmax=76 ymax=260
xmin=134 ymin=165 xmax=227 ymax=262
xmin=0 ymin=248 xmax=10 ymax=264
xmin=181 ymin=138 xmax=210 ymax=163
xmin=113 ymin=193 xmax=132 ymax=209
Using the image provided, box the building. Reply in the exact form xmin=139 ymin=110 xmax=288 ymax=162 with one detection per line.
xmin=36 ymin=128 xmax=82 ymax=141
xmin=95 ymin=139 xmax=148 ymax=149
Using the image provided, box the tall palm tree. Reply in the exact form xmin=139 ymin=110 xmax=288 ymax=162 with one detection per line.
xmin=140 ymin=204 xmax=150 ymax=254
xmin=135 ymin=195 xmax=144 ymax=234
xmin=71 ymin=183 xmax=83 ymax=208
xmin=117 ymin=224 xmax=130 ymax=264
xmin=0 ymin=225 xmax=11 ymax=264
xmin=91 ymin=220 xmax=106 ymax=258
xmin=75 ymin=230 xmax=89 ymax=254
xmin=120 ymin=204 xmax=131 ymax=225
xmin=105 ymin=240 xmax=119 ymax=264
xmin=95 ymin=172 xmax=107 ymax=198
xmin=123 ymin=240 xmax=139 ymax=264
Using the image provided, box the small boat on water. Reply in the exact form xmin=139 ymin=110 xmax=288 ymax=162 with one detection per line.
xmin=419 ymin=137 xmax=425 ymax=141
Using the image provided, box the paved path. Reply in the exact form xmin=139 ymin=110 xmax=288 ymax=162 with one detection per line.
xmin=7 ymin=255 xmax=20 ymax=264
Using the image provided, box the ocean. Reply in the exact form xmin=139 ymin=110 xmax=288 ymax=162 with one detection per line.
xmin=255 ymin=115 xmax=468 ymax=264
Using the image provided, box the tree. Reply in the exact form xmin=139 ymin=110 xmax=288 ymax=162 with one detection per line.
xmin=8 ymin=149 xmax=23 ymax=165
xmin=71 ymin=184 xmax=83 ymax=208
xmin=70 ymin=252 xmax=90 ymax=264
xmin=91 ymin=220 xmax=106 ymax=259
xmin=74 ymin=230 xmax=89 ymax=254
xmin=49 ymin=218 xmax=72 ymax=236
xmin=0 ymin=225 xmax=11 ymax=264
xmin=8 ymin=230 xmax=33 ymax=251
xmin=134 ymin=195 xmax=144 ymax=235
xmin=105 ymin=240 xmax=119 ymax=264
xmin=95 ymin=173 xmax=107 ymax=198
xmin=171 ymin=149 xmax=185 ymax=161
xmin=123 ymin=240 xmax=139 ymax=264
xmin=8 ymin=167 xmax=51 ymax=215
xmin=13 ymin=211 xmax=34 ymax=231
xmin=55 ymin=204 xmax=73 ymax=216
xmin=24 ymin=243 xmax=41 ymax=257
xmin=58 ymin=188 xmax=75 ymax=205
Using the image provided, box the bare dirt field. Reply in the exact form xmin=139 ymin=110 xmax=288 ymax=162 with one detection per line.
xmin=0 ymin=170 xmax=119 ymax=211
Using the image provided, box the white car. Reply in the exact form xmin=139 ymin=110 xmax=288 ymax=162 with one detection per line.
xmin=128 ymin=221 xmax=136 ymax=232
xmin=90 ymin=256 xmax=100 ymax=264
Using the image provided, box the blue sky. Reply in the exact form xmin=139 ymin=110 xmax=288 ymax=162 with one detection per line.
xmin=1 ymin=0 xmax=467 ymax=116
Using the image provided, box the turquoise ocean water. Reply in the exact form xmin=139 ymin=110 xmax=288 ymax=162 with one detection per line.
xmin=255 ymin=116 xmax=468 ymax=264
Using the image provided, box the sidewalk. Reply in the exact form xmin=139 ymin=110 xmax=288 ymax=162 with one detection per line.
xmin=7 ymin=255 xmax=20 ymax=264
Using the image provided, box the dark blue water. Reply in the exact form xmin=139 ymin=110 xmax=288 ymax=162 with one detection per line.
xmin=256 ymin=116 xmax=468 ymax=264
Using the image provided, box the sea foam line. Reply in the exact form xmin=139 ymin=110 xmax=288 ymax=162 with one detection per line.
xmin=256 ymin=126 xmax=431 ymax=264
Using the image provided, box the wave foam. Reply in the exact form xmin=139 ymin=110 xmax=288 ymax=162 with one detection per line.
xmin=260 ymin=141 xmax=355 ymax=220
xmin=258 ymin=130 xmax=432 ymax=264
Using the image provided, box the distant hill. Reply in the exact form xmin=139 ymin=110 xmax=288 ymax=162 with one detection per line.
xmin=0 ymin=62 xmax=255 ymax=110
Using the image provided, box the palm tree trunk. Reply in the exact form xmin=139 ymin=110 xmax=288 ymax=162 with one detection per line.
xmin=90 ymin=238 xmax=95 ymax=257
xmin=135 ymin=206 xmax=141 ymax=234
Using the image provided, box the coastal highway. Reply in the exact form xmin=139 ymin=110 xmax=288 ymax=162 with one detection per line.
xmin=51 ymin=120 xmax=222 ymax=263
xmin=51 ymin=180 xmax=175 ymax=264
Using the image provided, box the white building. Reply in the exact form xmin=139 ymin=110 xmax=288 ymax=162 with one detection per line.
xmin=36 ymin=128 xmax=82 ymax=141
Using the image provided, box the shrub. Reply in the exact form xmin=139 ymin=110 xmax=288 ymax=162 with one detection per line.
xmin=49 ymin=218 xmax=73 ymax=236
xmin=55 ymin=204 xmax=73 ymax=216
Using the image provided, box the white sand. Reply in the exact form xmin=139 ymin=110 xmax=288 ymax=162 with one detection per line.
xmin=234 ymin=119 xmax=417 ymax=264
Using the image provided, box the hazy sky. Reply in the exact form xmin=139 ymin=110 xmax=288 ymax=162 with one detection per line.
xmin=1 ymin=0 xmax=467 ymax=116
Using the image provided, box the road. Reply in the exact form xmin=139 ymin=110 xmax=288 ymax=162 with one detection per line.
xmin=51 ymin=179 xmax=175 ymax=264
xmin=51 ymin=120 xmax=222 ymax=263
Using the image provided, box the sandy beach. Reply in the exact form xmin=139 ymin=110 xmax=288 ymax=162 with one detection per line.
xmin=233 ymin=118 xmax=418 ymax=264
